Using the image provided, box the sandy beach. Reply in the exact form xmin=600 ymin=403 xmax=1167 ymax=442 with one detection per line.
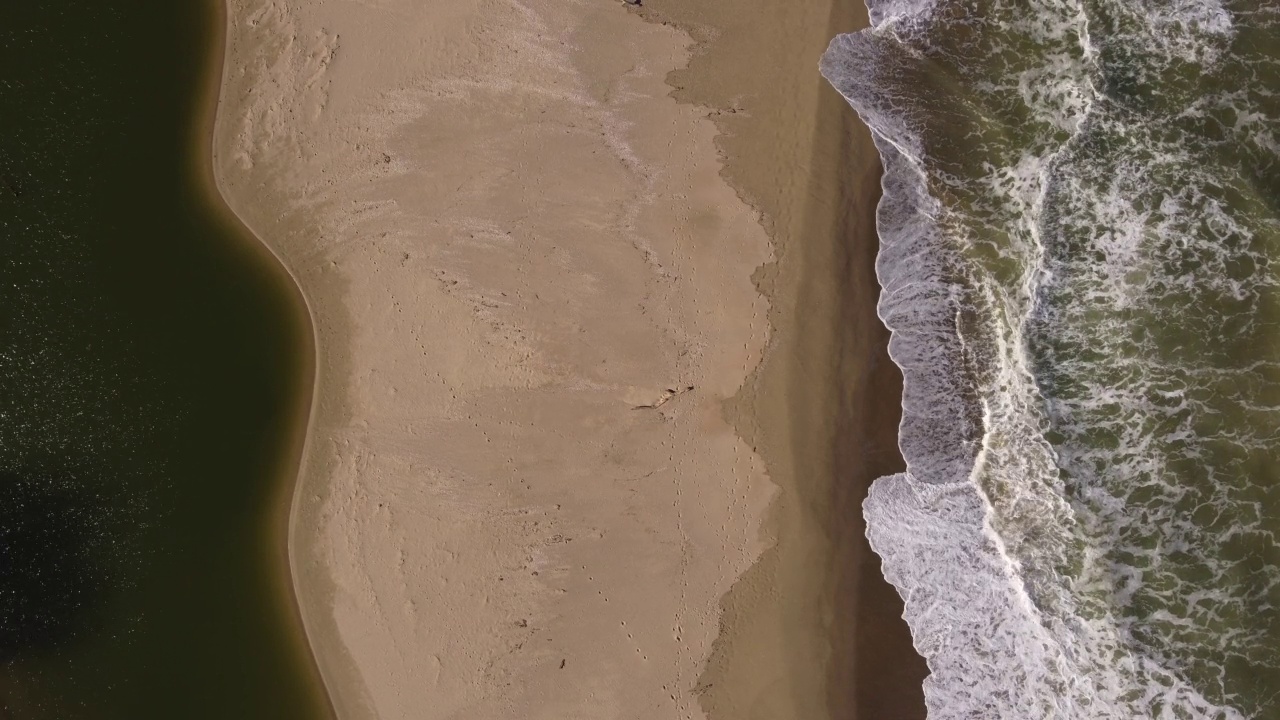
xmin=213 ymin=0 xmax=926 ymax=717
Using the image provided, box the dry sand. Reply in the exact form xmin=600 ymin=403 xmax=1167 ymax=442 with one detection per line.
xmin=214 ymin=0 xmax=927 ymax=717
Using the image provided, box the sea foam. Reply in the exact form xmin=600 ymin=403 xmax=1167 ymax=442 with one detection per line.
xmin=823 ymin=0 xmax=1280 ymax=716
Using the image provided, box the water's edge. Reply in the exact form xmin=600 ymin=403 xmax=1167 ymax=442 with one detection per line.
xmin=822 ymin=0 xmax=1280 ymax=716
xmin=200 ymin=1 xmax=334 ymax=715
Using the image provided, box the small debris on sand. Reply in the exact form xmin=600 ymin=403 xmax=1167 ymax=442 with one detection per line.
xmin=633 ymin=385 xmax=695 ymax=410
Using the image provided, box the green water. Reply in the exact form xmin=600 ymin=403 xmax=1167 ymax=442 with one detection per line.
xmin=823 ymin=0 xmax=1280 ymax=716
xmin=0 ymin=1 xmax=328 ymax=717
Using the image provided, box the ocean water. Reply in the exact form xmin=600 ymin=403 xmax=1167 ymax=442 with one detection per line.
xmin=822 ymin=1 xmax=1280 ymax=717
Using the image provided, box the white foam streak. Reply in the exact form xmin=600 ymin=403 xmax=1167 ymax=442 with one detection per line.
xmin=821 ymin=0 xmax=1260 ymax=715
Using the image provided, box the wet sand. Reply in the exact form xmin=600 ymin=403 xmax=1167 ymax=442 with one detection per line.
xmin=634 ymin=0 xmax=930 ymax=717
xmin=198 ymin=0 xmax=332 ymax=714
xmin=213 ymin=0 xmax=927 ymax=717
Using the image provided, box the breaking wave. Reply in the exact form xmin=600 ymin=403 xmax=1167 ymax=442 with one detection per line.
xmin=822 ymin=0 xmax=1280 ymax=717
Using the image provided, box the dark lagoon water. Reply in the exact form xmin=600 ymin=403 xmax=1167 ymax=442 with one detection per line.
xmin=824 ymin=1 xmax=1280 ymax=717
xmin=0 ymin=1 xmax=328 ymax=717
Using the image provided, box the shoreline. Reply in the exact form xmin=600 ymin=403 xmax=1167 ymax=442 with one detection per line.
xmin=211 ymin=0 xmax=927 ymax=717
xmin=633 ymin=0 xmax=930 ymax=716
xmin=198 ymin=1 xmax=334 ymax=715
xmin=213 ymin=0 xmax=775 ymax=715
